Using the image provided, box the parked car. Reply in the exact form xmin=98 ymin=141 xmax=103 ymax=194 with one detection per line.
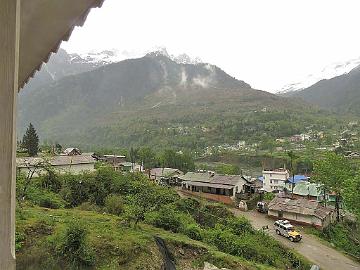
xmin=274 ymin=220 xmax=302 ymax=242
xmin=256 ymin=201 xmax=268 ymax=213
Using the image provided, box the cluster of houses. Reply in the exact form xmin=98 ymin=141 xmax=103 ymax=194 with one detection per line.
xmin=16 ymin=147 xmax=336 ymax=229
xmin=16 ymin=148 xmax=144 ymax=177
xmin=259 ymin=168 xmax=336 ymax=228
xmin=17 ymin=148 xmax=97 ymax=177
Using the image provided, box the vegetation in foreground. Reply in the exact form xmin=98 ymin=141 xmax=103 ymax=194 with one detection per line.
xmin=16 ymin=167 xmax=310 ymax=269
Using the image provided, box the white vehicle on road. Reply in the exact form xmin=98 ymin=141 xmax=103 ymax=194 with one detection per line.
xmin=274 ymin=220 xmax=302 ymax=242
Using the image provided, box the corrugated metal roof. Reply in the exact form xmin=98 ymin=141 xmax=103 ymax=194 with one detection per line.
xmin=268 ymin=197 xmax=333 ymax=220
xmin=17 ymin=154 xmax=96 ymax=167
xmin=180 ymin=172 xmax=246 ymax=187
xmin=183 ymin=181 xmax=234 ymax=189
xmin=179 ymin=172 xmax=211 ymax=182
xmin=287 ymin=175 xmax=309 ymax=184
xmin=150 ymin=168 xmax=183 ymax=177
xmin=293 ymin=181 xmax=322 ymax=197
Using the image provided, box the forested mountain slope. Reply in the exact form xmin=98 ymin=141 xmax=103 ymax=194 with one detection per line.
xmin=19 ymin=51 xmax=340 ymax=150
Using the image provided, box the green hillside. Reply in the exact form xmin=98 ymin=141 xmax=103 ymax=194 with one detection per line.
xmin=18 ymin=53 xmax=343 ymax=151
xmin=16 ymin=168 xmax=311 ymax=270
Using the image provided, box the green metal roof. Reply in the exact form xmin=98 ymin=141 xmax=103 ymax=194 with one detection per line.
xmin=293 ymin=181 xmax=323 ymax=197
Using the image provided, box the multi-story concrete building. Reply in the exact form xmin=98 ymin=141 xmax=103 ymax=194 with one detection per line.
xmin=262 ymin=169 xmax=289 ymax=192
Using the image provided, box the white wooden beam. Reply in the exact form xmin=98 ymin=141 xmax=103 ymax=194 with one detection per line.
xmin=0 ymin=0 xmax=20 ymax=268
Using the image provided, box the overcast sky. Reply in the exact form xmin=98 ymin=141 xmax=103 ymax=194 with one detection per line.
xmin=62 ymin=0 xmax=360 ymax=92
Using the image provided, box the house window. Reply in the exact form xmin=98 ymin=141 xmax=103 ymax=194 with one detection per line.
xmin=270 ymin=179 xmax=273 ymax=183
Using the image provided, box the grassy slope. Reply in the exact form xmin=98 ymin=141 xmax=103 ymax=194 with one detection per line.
xmin=16 ymin=206 xmax=276 ymax=270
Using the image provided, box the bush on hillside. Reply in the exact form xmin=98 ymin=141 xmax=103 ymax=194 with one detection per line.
xmin=60 ymin=173 xmax=92 ymax=207
xmin=104 ymin=194 xmax=124 ymax=216
xmin=183 ymin=223 xmax=203 ymax=240
xmin=194 ymin=204 xmax=233 ymax=228
xmin=175 ymin=197 xmax=201 ymax=215
xmin=221 ymin=216 xmax=254 ymax=235
xmin=203 ymin=227 xmax=308 ymax=269
xmin=38 ymin=192 xmax=65 ymax=209
xmin=145 ymin=206 xmax=182 ymax=233
xmin=57 ymin=221 xmax=95 ymax=268
xmin=39 ymin=170 xmax=62 ymax=193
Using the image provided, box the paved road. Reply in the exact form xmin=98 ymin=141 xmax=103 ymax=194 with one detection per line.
xmin=232 ymin=209 xmax=360 ymax=270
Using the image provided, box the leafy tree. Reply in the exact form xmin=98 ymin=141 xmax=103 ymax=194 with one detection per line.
xmin=138 ymin=146 xmax=156 ymax=169
xmin=55 ymin=143 xmax=63 ymax=154
xmin=216 ymin=164 xmax=240 ymax=175
xmin=313 ymin=152 xmax=353 ymax=221
xmin=158 ymin=149 xmax=195 ymax=172
xmin=22 ymin=123 xmax=39 ymax=156
xmin=343 ymin=173 xmax=360 ymax=220
xmin=287 ymin=151 xmax=298 ymax=196
xmin=125 ymin=181 xmax=178 ymax=225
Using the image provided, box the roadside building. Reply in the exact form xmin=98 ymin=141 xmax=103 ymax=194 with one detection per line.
xmin=150 ymin=167 xmax=184 ymax=185
xmin=114 ymin=162 xmax=142 ymax=173
xmin=262 ymin=169 xmax=290 ymax=192
xmin=285 ymin=175 xmax=309 ymax=190
xmin=63 ymin=147 xmax=82 ymax=156
xmin=94 ymin=154 xmax=142 ymax=172
xmin=180 ymin=172 xmax=248 ymax=198
xmin=292 ymin=181 xmax=324 ymax=202
xmin=268 ymin=197 xmax=335 ymax=228
xmin=101 ymin=154 xmax=126 ymax=164
xmin=17 ymin=154 xmax=96 ymax=177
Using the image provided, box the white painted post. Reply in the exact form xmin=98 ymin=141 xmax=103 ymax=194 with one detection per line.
xmin=0 ymin=0 xmax=20 ymax=269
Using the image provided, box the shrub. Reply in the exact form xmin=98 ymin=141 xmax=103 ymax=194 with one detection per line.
xmin=104 ymin=194 xmax=124 ymax=216
xmin=175 ymin=198 xmax=200 ymax=215
xmin=194 ymin=204 xmax=233 ymax=228
xmin=25 ymin=185 xmax=65 ymax=209
xmin=264 ymin=192 xmax=275 ymax=201
xmin=38 ymin=192 xmax=65 ymax=209
xmin=184 ymin=223 xmax=203 ymax=240
xmin=222 ymin=216 xmax=254 ymax=235
xmin=60 ymin=173 xmax=91 ymax=207
xmin=77 ymin=202 xmax=102 ymax=212
xmin=39 ymin=170 xmax=62 ymax=193
xmin=57 ymin=221 xmax=95 ymax=267
xmin=145 ymin=206 xmax=182 ymax=232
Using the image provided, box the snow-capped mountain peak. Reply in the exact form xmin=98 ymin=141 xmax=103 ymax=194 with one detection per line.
xmin=74 ymin=47 xmax=203 ymax=66
xmin=278 ymin=56 xmax=360 ymax=93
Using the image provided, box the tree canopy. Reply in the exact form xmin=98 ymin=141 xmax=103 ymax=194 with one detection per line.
xmin=22 ymin=123 xmax=39 ymax=157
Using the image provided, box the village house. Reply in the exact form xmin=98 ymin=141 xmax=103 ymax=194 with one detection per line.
xmin=180 ymin=172 xmax=251 ymax=199
xmin=115 ymin=162 xmax=142 ymax=172
xmin=285 ymin=174 xmax=309 ymax=191
xmin=262 ymin=169 xmax=290 ymax=192
xmin=62 ymin=147 xmax=82 ymax=156
xmin=100 ymin=154 xmax=126 ymax=164
xmin=268 ymin=197 xmax=335 ymax=228
xmin=292 ymin=181 xmax=324 ymax=202
xmin=17 ymin=154 xmax=96 ymax=177
xmin=94 ymin=154 xmax=142 ymax=172
xmin=149 ymin=167 xmax=184 ymax=185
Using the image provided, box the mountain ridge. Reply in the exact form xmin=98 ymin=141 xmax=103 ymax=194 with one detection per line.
xmin=287 ymin=63 xmax=360 ymax=115
xmin=19 ymin=49 xmax=336 ymax=150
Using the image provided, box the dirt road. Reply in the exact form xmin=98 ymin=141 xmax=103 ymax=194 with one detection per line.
xmin=232 ymin=209 xmax=360 ymax=270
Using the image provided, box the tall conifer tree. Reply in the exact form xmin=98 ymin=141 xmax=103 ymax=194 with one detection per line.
xmin=22 ymin=123 xmax=39 ymax=157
